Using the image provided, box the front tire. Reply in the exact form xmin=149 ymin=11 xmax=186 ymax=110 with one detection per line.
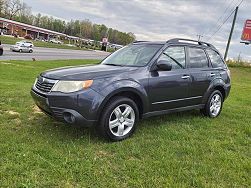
xmin=201 ymin=90 xmax=223 ymax=118
xmin=97 ymin=96 xmax=139 ymax=141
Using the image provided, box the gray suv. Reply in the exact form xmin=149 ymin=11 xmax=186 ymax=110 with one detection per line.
xmin=31 ymin=38 xmax=231 ymax=141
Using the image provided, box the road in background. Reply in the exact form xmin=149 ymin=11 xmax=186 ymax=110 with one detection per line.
xmin=0 ymin=44 xmax=110 ymax=60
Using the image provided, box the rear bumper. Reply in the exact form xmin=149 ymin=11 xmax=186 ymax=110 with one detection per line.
xmin=30 ymin=87 xmax=104 ymax=127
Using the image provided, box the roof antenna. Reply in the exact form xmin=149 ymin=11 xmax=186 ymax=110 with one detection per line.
xmin=197 ymin=34 xmax=203 ymax=41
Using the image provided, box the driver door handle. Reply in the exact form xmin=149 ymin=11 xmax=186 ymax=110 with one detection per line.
xmin=210 ymin=73 xmax=216 ymax=77
xmin=181 ymin=75 xmax=190 ymax=79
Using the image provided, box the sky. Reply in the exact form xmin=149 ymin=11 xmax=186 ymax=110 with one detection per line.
xmin=23 ymin=0 xmax=251 ymax=61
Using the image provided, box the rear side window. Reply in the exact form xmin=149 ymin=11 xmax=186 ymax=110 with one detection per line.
xmin=158 ymin=46 xmax=186 ymax=69
xmin=188 ymin=48 xmax=208 ymax=68
xmin=206 ymin=49 xmax=226 ymax=68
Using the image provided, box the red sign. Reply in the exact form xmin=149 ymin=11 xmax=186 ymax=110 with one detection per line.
xmin=241 ymin=19 xmax=251 ymax=41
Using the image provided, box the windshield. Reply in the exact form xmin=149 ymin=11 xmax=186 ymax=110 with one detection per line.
xmin=102 ymin=44 xmax=162 ymax=67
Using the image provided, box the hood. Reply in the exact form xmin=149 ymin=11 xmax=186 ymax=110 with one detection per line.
xmin=41 ymin=64 xmax=138 ymax=80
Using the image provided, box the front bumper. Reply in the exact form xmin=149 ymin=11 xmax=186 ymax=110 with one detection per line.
xmin=224 ymin=83 xmax=231 ymax=100
xmin=30 ymin=87 xmax=104 ymax=127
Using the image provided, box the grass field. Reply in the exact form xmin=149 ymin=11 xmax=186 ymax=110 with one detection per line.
xmin=0 ymin=35 xmax=88 ymax=51
xmin=0 ymin=60 xmax=250 ymax=187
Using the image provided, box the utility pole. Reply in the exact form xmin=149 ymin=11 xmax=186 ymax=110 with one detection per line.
xmin=237 ymin=52 xmax=241 ymax=63
xmin=197 ymin=34 xmax=203 ymax=41
xmin=224 ymin=6 xmax=239 ymax=61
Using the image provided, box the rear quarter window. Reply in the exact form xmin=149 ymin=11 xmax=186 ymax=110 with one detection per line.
xmin=188 ymin=47 xmax=208 ymax=68
xmin=206 ymin=49 xmax=226 ymax=68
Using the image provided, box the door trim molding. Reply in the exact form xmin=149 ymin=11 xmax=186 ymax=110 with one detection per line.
xmin=143 ymin=104 xmax=204 ymax=118
xmin=152 ymin=96 xmax=202 ymax=105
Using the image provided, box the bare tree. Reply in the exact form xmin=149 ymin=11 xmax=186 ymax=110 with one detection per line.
xmin=4 ymin=0 xmax=28 ymax=20
xmin=0 ymin=0 xmax=5 ymax=16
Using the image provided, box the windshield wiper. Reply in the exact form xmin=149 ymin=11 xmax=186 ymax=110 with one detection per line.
xmin=163 ymin=52 xmax=184 ymax=69
xmin=104 ymin=63 xmax=124 ymax=67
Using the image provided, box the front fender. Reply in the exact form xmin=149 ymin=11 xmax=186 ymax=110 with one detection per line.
xmin=93 ymin=79 xmax=149 ymax=118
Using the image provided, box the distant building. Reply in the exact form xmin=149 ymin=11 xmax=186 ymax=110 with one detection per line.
xmin=0 ymin=17 xmax=66 ymax=39
xmin=0 ymin=17 xmax=123 ymax=49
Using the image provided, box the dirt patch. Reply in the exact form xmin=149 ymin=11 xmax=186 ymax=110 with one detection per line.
xmin=10 ymin=118 xmax=22 ymax=131
xmin=33 ymin=105 xmax=43 ymax=114
xmin=13 ymin=118 xmax=22 ymax=126
xmin=6 ymin=110 xmax=20 ymax=118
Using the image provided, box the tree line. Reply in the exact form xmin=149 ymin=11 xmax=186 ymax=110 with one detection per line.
xmin=0 ymin=0 xmax=136 ymax=45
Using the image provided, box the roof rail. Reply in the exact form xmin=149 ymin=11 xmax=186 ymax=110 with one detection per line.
xmin=133 ymin=40 xmax=148 ymax=43
xmin=167 ymin=38 xmax=215 ymax=48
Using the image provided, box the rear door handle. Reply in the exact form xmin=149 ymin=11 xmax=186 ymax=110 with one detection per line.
xmin=210 ymin=73 xmax=216 ymax=77
xmin=181 ymin=75 xmax=190 ymax=79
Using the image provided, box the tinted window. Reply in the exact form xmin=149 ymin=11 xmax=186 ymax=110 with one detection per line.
xmin=206 ymin=49 xmax=226 ymax=68
xmin=188 ymin=48 xmax=208 ymax=68
xmin=158 ymin=46 xmax=186 ymax=69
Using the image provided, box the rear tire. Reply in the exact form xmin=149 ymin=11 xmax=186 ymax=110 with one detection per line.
xmin=0 ymin=49 xmax=3 ymax=56
xmin=96 ymin=96 xmax=139 ymax=141
xmin=201 ymin=90 xmax=223 ymax=118
xmin=19 ymin=49 xmax=22 ymax=53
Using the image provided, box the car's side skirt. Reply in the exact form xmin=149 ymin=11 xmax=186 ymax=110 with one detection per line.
xmin=142 ymin=104 xmax=205 ymax=119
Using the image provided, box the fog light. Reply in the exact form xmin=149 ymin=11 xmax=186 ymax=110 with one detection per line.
xmin=63 ymin=112 xmax=76 ymax=124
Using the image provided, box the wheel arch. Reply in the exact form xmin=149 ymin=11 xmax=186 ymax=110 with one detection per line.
xmin=97 ymin=87 xmax=148 ymax=120
xmin=213 ymin=85 xmax=226 ymax=100
xmin=202 ymin=78 xmax=227 ymax=103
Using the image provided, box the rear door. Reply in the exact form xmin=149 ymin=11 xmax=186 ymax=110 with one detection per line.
xmin=206 ymin=49 xmax=230 ymax=84
xmin=187 ymin=47 xmax=211 ymax=105
xmin=148 ymin=46 xmax=191 ymax=111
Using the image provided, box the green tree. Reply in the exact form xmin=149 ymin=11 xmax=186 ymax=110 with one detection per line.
xmin=0 ymin=0 xmax=136 ymax=45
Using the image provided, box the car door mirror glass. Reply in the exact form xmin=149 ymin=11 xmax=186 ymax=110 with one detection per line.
xmin=156 ymin=60 xmax=172 ymax=71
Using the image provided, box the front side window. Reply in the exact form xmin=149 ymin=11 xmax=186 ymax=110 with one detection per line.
xmin=206 ymin=49 xmax=226 ymax=68
xmin=102 ymin=44 xmax=162 ymax=67
xmin=158 ymin=46 xmax=186 ymax=69
xmin=188 ymin=48 xmax=208 ymax=68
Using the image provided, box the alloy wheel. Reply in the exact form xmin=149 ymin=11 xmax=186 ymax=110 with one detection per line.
xmin=109 ymin=104 xmax=135 ymax=137
xmin=209 ymin=93 xmax=222 ymax=117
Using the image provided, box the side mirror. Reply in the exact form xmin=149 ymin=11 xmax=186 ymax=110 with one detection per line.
xmin=156 ymin=60 xmax=172 ymax=71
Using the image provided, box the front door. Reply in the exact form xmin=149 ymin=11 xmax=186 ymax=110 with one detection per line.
xmin=148 ymin=46 xmax=191 ymax=111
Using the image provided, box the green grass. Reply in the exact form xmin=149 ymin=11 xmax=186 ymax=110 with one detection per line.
xmin=0 ymin=60 xmax=250 ymax=187
xmin=0 ymin=35 xmax=89 ymax=51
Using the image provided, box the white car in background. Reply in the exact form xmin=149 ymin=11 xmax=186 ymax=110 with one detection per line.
xmin=50 ymin=39 xmax=63 ymax=44
xmin=10 ymin=43 xmax=33 ymax=53
xmin=16 ymin=40 xmax=34 ymax=47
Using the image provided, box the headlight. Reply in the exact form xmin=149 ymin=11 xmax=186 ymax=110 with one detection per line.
xmin=33 ymin=78 xmax=38 ymax=86
xmin=51 ymin=80 xmax=93 ymax=93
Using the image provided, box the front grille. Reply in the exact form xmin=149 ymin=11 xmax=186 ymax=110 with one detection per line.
xmin=35 ymin=77 xmax=57 ymax=93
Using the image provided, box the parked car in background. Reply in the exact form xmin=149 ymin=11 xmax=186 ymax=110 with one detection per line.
xmin=24 ymin=34 xmax=33 ymax=40
xmin=10 ymin=43 xmax=33 ymax=53
xmin=109 ymin=44 xmax=123 ymax=50
xmin=35 ymin=38 xmax=47 ymax=42
xmin=16 ymin=41 xmax=34 ymax=47
xmin=50 ymin=39 xmax=63 ymax=44
xmin=31 ymin=38 xmax=231 ymax=141
xmin=0 ymin=40 xmax=3 ymax=56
